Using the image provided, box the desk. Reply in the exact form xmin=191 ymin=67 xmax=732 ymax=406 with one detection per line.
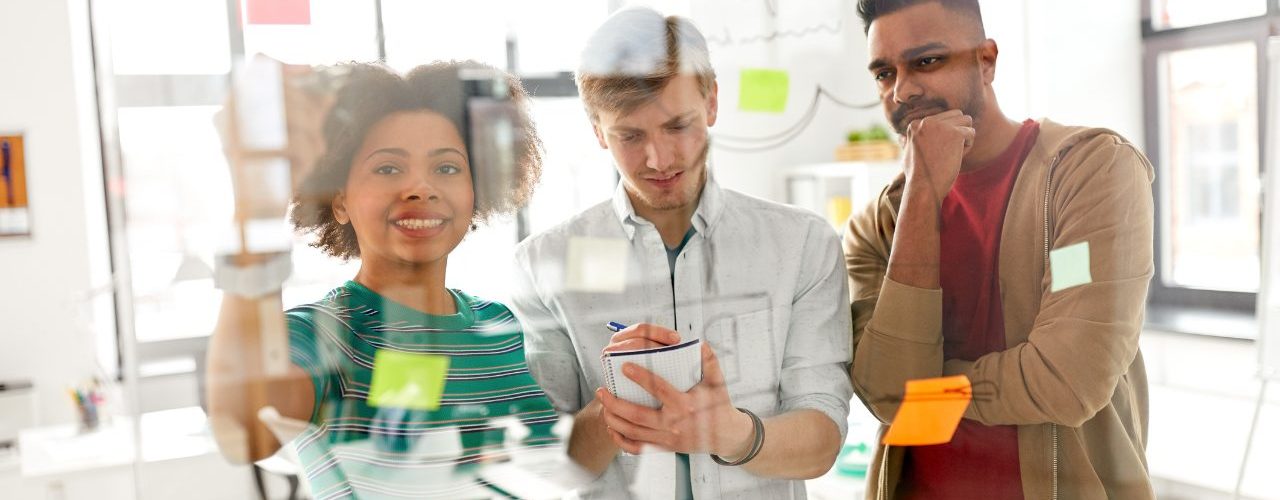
xmin=19 ymin=407 xmax=216 ymax=477
xmin=8 ymin=407 xmax=256 ymax=500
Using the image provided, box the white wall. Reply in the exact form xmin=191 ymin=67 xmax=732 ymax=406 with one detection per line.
xmin=1018 ymin=0 xmax=1145 ymax=142
xmin=686 ymin=0 xmax=886 ymax=201
xmin=636 ymin=0 xmax=1146 ymax=202
xmin=0 ymin=0 xmax=116 ymax=427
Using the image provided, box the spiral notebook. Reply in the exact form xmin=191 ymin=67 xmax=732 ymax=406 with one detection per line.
xmin=601 ymin=338 xmax=702 ymax=409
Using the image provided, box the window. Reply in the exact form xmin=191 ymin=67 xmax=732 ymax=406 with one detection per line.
xmin=241 ymin=0 xmax=380 ymax=65
xmin=380 ymin=0 xmax=509 ymax=72
xmin=506 ymin=0 xmax=611 ymax=75
xmin=115 ymin=105 xmax=232 ymax=342
xmin=108 ymin=0 xmax=231 ymax=75
xmin=1141 ymin=1 xmax=1276 ymax=320
xmin=1149 ymin=0 xmax=1267 ymax=31
xmin=523 ymin=98 xmax=616 ymax=238
xmin=1159 ymin=43 xmax=1261 ymax=293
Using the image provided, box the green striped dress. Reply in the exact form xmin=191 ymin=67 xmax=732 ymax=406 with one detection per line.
xmin=286 ymin=281 xmax=559 ymax=499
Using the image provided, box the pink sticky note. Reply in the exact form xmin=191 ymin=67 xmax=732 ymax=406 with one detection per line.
xmin=245 ymin=0 xmax=311 ymax=25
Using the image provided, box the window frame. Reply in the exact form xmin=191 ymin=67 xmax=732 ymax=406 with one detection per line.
xmin=1140 ymin=1 xmax=1280 ymax=315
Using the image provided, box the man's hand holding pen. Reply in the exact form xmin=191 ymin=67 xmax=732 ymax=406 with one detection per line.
xmin=595 ymin=323 xmax=756 ymax=461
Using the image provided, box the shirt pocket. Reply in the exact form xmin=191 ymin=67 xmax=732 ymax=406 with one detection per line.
xmin=705 ymin=307 xmax=781 ymax=416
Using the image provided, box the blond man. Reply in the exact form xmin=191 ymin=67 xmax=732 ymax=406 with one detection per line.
xmin=509 ymin=7 xmax=852 ymax=499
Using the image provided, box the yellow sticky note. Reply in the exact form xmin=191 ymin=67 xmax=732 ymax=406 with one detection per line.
xmin=1050 ymin=241 xmax=1092 ymax=292
xmin=738 ymin=69 xmax=789 ymax=113
xmin=882 ymin=375 xmax=971 ymax=446
xmin=368 ymin=350 xmax=449 ymax=410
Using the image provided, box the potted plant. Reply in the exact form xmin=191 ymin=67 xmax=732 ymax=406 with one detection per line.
xmin=835 ymin=124 xmax=899 ymax=161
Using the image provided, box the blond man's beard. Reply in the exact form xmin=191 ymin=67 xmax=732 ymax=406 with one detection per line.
xmin=632 ymin=140 xmax=710 ymax=212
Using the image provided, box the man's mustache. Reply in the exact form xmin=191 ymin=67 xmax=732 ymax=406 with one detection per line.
xmin=891 ymin=98 xmax=950 ymax=133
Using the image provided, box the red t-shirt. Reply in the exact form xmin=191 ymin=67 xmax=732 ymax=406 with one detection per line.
xmin=899 ymin=120 xmax=1040 ymax=500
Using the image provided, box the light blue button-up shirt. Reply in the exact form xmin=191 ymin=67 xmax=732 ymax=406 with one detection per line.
xmin=510 ymin=173 xmax=853 ymax=499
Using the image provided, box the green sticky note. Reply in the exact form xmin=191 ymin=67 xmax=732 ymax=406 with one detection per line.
xmin=368 ymin=350 xmax=449 ymax=410
xmin=1050 ymin=241 xmax=1092 ymax=292
xmin=738 ymin=69 xmax=789 ymax=113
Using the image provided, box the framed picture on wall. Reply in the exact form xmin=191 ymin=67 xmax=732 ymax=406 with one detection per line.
xmin=0 ymin=133 xmax=31 ymax=237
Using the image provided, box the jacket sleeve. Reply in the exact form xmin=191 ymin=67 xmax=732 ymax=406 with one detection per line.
xmin=944 ymin=135 xmax=1155 ymax=427
xmin=845 ymin=180 xmax=945 ymax=424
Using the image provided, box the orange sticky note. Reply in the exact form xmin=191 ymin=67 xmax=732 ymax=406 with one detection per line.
xmin=882 ymin=375 xmax=972 ymax=446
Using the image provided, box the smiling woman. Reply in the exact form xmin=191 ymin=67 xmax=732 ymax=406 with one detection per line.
xmin=291 ymin=62 xmax=543 ymax=262
xmin=204 ymin=61 xmax=563 ymax=499
xmin=330 ymin=111 xmax=477 ymax=301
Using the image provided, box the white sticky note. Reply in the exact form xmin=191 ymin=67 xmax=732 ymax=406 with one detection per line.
xmin=1050 ymin=241 xmax=1092 ymax=292
xmin=565 ymin=237 xmax=629 ymax=293
xmin=630 ymin=445 xmax=677 ymax=500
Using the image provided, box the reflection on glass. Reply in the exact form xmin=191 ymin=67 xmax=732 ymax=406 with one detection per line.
xmin=438 ymin=98 xmax=619 ymax=304
xmin=285 ymin=287 xmax=565 ymax=498
xmin=523 ymin=98 xmax=617 ymax=237
xmin=241 ymin=0 xmax=379 ymax=65
xmin=115 ymin=106 xmax=360 ymax=342
xmin=108 ymin=0 xmax=231 ymax=75
xmin=1160 ymin=42 xmax=1261 ymax=292
xmin=1150 ymin=0 xmax=1266 ymax=30
xmin=507 ymin=0 xmax=609 ymax=74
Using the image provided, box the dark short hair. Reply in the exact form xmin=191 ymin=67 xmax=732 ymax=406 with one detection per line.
xmin=856 ymin=0 xmax=985 ymax=35
xmin=290 ymin=61 xmax=543 ymax=260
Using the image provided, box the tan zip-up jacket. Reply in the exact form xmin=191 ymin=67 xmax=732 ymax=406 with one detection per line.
xmin=844 ymin=119 xmax=1155 ymax=500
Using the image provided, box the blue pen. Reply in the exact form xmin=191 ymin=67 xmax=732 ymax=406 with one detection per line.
xmin=605 ymin=321 xmax=627 ymax=333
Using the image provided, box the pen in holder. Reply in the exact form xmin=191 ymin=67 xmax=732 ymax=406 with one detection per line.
xmin=67 ymin=379 xmax=104 ymax=433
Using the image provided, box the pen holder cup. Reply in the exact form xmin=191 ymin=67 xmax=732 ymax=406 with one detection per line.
xmin=77 ymin=401 xmax=101 ymax=433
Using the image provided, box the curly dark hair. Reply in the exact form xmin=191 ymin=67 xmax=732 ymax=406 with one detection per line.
xmin=290 ymin=61 xmax=543 ymax=260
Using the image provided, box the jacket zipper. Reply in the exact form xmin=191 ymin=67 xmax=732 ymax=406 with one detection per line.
xmin=878 ymin=445 xmax=888 ymax=500
xmin=1043 ymin=153 xmax=1062 ymax=500
xmin=1051 ymin=424 xmax=1059 ymax=500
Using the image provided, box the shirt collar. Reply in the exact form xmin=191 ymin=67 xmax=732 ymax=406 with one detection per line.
xmin=611 ymin=169 xmax=725 ymax=241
